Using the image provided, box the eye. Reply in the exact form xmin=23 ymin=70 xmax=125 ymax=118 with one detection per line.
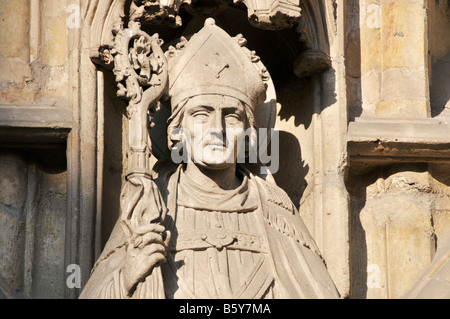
xmin=192 ymin=110 xmax=210 ymax=120
xmin=225 ymin=113 xmax=243 ymax=123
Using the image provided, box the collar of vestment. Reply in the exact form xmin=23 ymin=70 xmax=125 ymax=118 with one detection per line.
xmin=176 ymin=166 xmax=259 ymax=212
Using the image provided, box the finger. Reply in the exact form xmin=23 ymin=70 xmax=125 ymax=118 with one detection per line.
xmin=134 ymin=223 xmax=165 ymax=235
xmin=136 ymin=253 xmax=167 ymax=281
xmin=133 ymin=236 xmax=143 ymax=248
xmin=140 ymin=243 xmax=167 ymax=257
xmin=136 ymin=232 xmax=165 ymax=249
xmin=147 ymin=253 xmax=167 ymax=268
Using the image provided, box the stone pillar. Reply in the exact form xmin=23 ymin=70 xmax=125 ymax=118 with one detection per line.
xmin=0 ymin=0 xmax=30 ymax=61
xmin=0 ymin=0 xmax=69 ymax=105
xmin=359 ymin=0 xmax=430 ymax=118
xmin=39 ymin=0 xmax=68 ymax=67
xmin=0 ymin=0 xmax=31 ymax=86
xmin=35 ymin=0 xmax=69 ymax=103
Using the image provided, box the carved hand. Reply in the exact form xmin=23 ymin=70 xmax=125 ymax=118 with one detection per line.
xmin=121 ymin=223 xmax=171 ymax=296
xmin=119 ymin=175 xmax=170 ymax=297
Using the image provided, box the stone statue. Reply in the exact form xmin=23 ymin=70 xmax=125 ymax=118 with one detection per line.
xmin=80 ymin=18 xmax=339 ymax=299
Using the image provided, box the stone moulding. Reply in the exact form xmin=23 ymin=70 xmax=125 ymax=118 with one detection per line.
xmin=347 ymin=119 xmax=450 ymax=165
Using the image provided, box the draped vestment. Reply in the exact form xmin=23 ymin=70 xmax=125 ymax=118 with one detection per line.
xmin=80 ymin=164 xmax=339 ymax=299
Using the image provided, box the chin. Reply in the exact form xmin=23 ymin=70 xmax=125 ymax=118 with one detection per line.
xmin=195 ymin=156 xmax=236 ymax=170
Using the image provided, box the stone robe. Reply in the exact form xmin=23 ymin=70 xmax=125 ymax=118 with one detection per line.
xmin=79 ymin=164 xmax=340 ymax=299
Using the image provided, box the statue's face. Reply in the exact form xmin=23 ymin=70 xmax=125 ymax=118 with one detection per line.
xmin=182 ymin=94 xmax=247 ymax=170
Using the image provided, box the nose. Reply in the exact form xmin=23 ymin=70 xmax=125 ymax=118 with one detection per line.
xmin=213 ymin=110 xmax=225 ymax=133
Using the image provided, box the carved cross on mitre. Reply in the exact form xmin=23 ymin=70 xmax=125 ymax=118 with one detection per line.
xmin=204 ymin=52 xmax=229 ymax=78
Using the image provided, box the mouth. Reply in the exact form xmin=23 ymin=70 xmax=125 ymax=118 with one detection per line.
xmin=203 ymin=140 xmax=226 ymax=147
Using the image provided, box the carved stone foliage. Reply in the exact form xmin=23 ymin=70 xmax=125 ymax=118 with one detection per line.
xmin=101 ymin=20 xmax=166 ymax=106
xmin=99 ymin=20 xmax=168 ymax=177
xmin=130 ymin=0 xmax=302 ymax=30
xmin=92 ymin=0 xmax=331 ymax=81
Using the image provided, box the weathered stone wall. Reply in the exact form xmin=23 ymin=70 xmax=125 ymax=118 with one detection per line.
xmin=0 ymin=0 xmax=69 ymax=106
xmin=345 ymin=0 xmax=450 ymax=298
xmin=0 ymin=150 xmax=67 ymax=298
xmin=0 ymin=0 xmax=72 ymax=298
xmin=0 ymin=0 xmax=449 ymax=299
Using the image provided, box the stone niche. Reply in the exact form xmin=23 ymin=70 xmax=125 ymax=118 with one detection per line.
xmin=0 ymin=149 xmax=67 ymax=298
xmin=97 ymin=0 xmax=335 ymax=251
xmin=93 ymin=0 xmax=353 ymax=297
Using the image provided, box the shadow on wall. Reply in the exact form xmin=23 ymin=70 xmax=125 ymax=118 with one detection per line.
xmin=274 ymin=66 xmax=336 ymax=209
xmin=430 ymin=52 xmax=450 ymax=117
xmin=272 ymin=131 xmax=309 ymax=209
xmin=277 ymin=69 xmax=337 ymax=130
xmin=101 ymin=70 xmax=127 ymax=248
xmin=345 ymin=0 xmax=362 ymax=122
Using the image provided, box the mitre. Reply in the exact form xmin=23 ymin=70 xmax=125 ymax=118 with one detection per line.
xmin=167 ymin=18 xmax=268 ymax=112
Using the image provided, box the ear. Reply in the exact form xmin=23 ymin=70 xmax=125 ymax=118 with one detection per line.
xmin=166 ymin=110 xmax=185 ymax=150
xmin=243 ymin=103 xmax=255 ymax=130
